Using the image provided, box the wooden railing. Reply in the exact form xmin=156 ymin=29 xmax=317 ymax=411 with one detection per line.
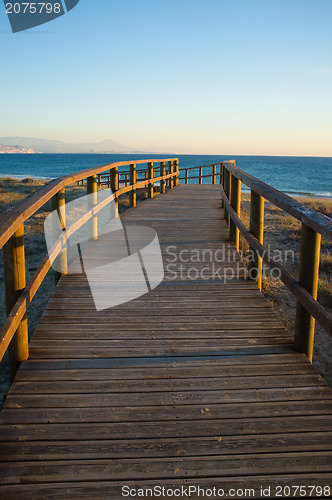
xmin=219 ymin=160 xmax=332 ymax=361
xmin=178 ymin=163 xmax=223 ymax=185
xmin=0 ymin=158 xmax=179 ymax=380
xmin=1 ymin=157 xmax=331 ymax=386
xmin=74 ymin=160 xmax=332 ymax=358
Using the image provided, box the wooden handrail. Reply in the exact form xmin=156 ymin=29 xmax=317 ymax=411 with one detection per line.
xmin=0 ymin=158 xmax=178 ymax=250
xmin=178 ymin=163 xmax=221 ymax=172
xmin=220 ymin=160 xmax=332 ymax=361
xmin=0 ymin=159 xmax=178 ymax=378
xmin=223 ymin=161 xmax=332 ymax=242
xmin=179 ymin=173 xmax=220 ymax=180
xmin=220 ymin=186 xmax=332 ymax=335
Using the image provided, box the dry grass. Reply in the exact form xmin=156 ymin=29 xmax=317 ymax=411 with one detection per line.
xmin=304 ymin=199 xmax=332 ymax=218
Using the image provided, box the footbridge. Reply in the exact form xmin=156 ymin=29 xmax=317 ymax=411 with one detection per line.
xmin=0 ymin=159 xmax=331 ymax=498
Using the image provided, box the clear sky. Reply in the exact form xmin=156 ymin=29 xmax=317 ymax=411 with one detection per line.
xmin=1 ymin=0 xmax=332 ymax=155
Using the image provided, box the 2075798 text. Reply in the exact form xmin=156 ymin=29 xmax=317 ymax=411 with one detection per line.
xmin=5 ymin=2 xmax=62 ymax=14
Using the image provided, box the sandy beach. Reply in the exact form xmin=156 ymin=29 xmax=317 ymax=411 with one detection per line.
xmin=0 ymin=178 xmax=331 ymax=406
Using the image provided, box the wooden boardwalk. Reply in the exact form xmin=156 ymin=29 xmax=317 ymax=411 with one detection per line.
xmin=0 ymin=185 xmax=331 ymax=498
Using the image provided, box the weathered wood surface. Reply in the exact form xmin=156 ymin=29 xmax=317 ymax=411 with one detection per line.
xmin=0 ymin=185 xmax=331 ymax=498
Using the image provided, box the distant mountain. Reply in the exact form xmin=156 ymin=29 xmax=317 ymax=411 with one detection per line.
xmin=0 ymin=137 xmax=134 ymax=154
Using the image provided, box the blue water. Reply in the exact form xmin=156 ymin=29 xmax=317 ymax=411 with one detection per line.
xmin=0 ymin=154 xmax=331 ymax=198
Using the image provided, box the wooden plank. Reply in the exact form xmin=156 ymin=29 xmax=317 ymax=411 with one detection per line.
xmin=0 ymin=452 xmax=331 ymax=485
xmin=6 ymin=386 xmax=332 ymax=409
xmin=13 ymin=362 xmax=315 ymax=382
xmin=26 ymin=345 xmax=297 ymax=358
xmin=0 ymin=475 xmax=331 ymax=500
xmin=9 ymin=373 xmax=326 ymax=395
xmin=17 ymin=352 xmax=310 ymax=371
xmin=1 ymin=415 xmax=332 ymax=442
xmin=2 ymin=400 xmax=332 ymax=425
xmin=2 ymin=432 xmax=332 ymax=462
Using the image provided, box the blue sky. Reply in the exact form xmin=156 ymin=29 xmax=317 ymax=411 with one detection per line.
xmin=1 ymin=0 xmax=332 ymax=155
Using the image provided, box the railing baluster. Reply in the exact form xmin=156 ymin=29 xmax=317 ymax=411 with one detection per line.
xmin=294 ymin=224 xmax=321 ymax=361
xmin=169 ymin=161 xmax=173 ymax=189
xmin=199 ymin=167 xmax=203 ymax=185
xmin=174 ymin=159 xmax=179 ymax=186
xmin=51 ymin=187 xmax=68 ymax=282
xmin=249 ymin=191 xmax=265 ymax=290
xmin=148 ymin=162 xmax=154 ymax=198
xmin=87 ymin=175 xmax=98 ymax=239
xmin=160 ymin=162 xmax=166 ymax=194
xmin=3 ymin=223 xmax=29 ymax=380
xmin=110 ymin=167 xmax=119 ymax=216
xmin=224 ymin=168 xmax=232 ymax=227
xmin=212 ymin=164 xmax=216 ymax=185
xmin=220 ymin=164 xmax=224 ymax=208
xmin=230 ymin=177 xmax=241 ymax=250
xmin=185 ymin=169 xmax=189 ymax=184
xmin=130 ymin=164 xmax=137 ymax=207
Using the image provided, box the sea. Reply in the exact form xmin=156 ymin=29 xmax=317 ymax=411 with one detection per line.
xmin=0 ymin=154 xmax=331 ymax=198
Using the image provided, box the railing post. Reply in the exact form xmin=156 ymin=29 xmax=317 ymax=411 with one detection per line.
xmin=229 ymin=177 xmax=241 ymax=250
xmin=110 ymin=166 xmax=119 ymax=216
xmin=3 ymin=224 xmax=29 ymax=380
xmin=160 ymin=161 xmax=166 ymax=194
xmin=212 ymin=164 xmax=216 ymax=185
xmin=199 ymin=167 xmax=203 ymax=185
xmin=224 ymin=168 xmax=232 ymax=227
xmin=169 ymin=161 xmax=173 ymax=189
xmin=51 ymin=187 xmax=68 ymax=283
xmin=87 ymin=175 xmax=98 ymax=238
xmin=249 ymin=191 xmax=264 ymax=290
xmin=174 ymin=159 xmax=179 ymax=186
xmin=294 ymin=223 xmax=321 ymax=361
xmin=220 ymin=164 xmax=224 ymax=208
xmin=148 ymin=162 xmax=154 ymax=198
xmin=130 ymin=164 xmax=137 ymax=207
xmin=185 ymin=169 xmax=189 ymax=184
